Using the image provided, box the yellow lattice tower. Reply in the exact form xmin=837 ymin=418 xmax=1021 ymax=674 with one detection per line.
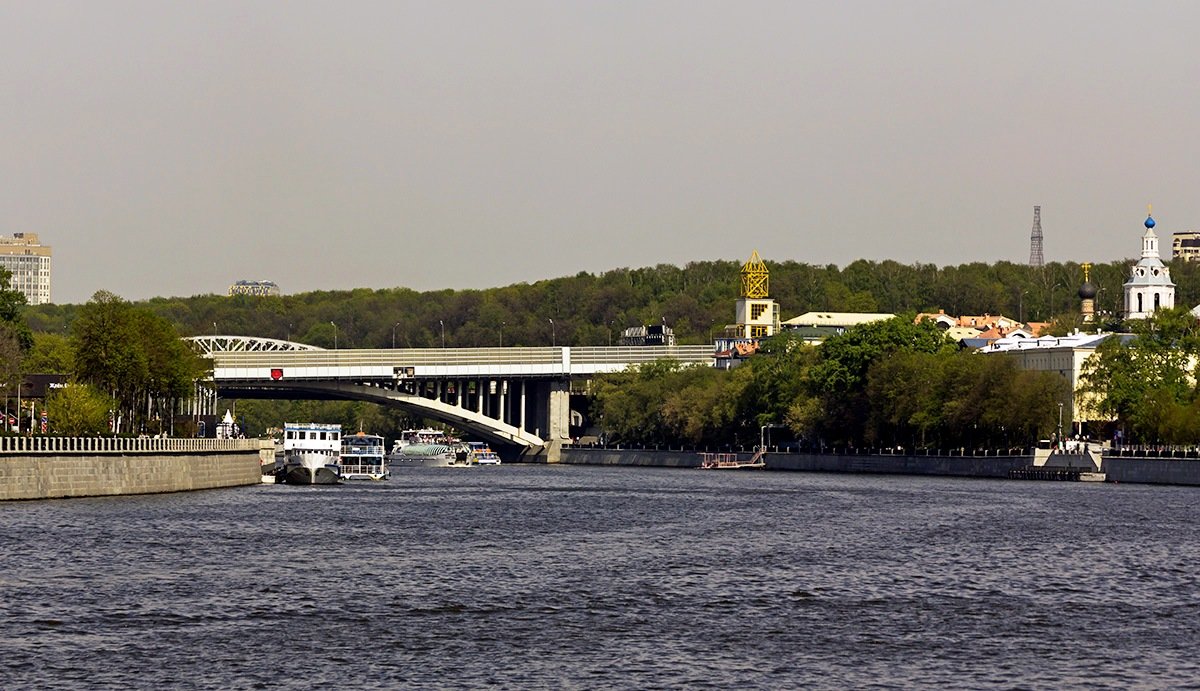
xmin=740 ymin=250 xmax=769 ymax=298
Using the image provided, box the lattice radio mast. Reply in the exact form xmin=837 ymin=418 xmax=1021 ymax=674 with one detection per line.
xmin=1029 ymin=205 xmax=1044 ymax=267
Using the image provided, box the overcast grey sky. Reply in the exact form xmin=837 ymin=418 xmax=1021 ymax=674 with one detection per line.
xmin=4 ymin=1 xmax=1199 ymax=304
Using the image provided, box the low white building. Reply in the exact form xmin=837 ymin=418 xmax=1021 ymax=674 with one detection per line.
xmin=782 ymin=311 xmax=896 ymax=331
xmin=981 ymin=331 xmax=1122 ymax=432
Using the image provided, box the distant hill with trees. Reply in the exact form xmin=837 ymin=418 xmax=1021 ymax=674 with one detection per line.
xmin=24 ymin=258 xmax=1200 ymax=349
xmin=18 ymin=257 xmax=1200 ymax=443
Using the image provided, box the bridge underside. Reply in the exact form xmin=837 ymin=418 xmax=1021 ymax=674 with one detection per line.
xmin=216 ymin=379 xmax=565 ymax=451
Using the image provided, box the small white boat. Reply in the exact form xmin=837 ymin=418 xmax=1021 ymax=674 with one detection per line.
xmin=699 ymin=451 xmax=765 ymax=469
xmin=466 ymin=442 xmax=502 ymax=465
xmin=281 ymin=422 xmax=342 ymax=485
xmin=340 ymin=431 xmax=390 ymax=480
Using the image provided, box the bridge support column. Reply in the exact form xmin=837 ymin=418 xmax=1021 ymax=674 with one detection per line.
xmin=544 ymin=380 xmax=571 ymax=462
xmin=520 ymin=381 xmax=527 ymax=432
xmin=499 ymin=380 xmax=507 ymax=424
xmin=476 ymin=380 xmax=483 ymax=414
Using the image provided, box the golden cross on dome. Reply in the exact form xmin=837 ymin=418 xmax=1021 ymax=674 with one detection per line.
xmin=1082 ymin=262 xmax=1092 ymax=282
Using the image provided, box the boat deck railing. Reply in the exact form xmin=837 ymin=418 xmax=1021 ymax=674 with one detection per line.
xmin=339 ymin=463 xmax=387 ymax=473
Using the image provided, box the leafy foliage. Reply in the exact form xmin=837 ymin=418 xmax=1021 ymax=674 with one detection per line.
xmin=71 ymin=291 xmax=208 ymax=434
xmin=592 ymin=318 xmax=1067 ymax=449
xmin=24 ymin=257 xmax=1184 ymax=350
xmin=1079 ymin=307 xmax=1200 ymax=444
xmin=46 ymin=383 xmax=113 ymax=435
xmin=18 ymin=255 xmax=1200 ymax=443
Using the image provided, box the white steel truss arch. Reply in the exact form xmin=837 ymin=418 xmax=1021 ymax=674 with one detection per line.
xmin=185 ymin=335 xmax=325 ymax=355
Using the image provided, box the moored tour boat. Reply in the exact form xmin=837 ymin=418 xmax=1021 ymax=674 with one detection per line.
xmin=390 ymin=428 xmax=450 ymax=455
xmin=391 ymin=442 xmax=472 ymax=467
xmin=340 ymin=431 xmax=390 ymax=480
xmin=281 ymin=422 xmax=342 ymax=485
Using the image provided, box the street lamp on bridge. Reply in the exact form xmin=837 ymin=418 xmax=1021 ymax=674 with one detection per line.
xmin=330 ymin=321 xmax=338 ymax=350
xmin=392 ymin=322 xmax=400 ymax=349
xmin=500 ymin=321 xmax=505 ymax=348
xmin=549 ymin=318 xmax=555 ymax=346
xmin=440 ymin=320 xmax=445 ymax=348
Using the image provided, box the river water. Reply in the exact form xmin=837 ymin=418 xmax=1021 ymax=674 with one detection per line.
xmin=2 ymin=465 xmax=1198 ymax=689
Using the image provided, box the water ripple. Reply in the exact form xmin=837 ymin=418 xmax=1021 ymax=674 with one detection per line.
xmin=1 ymin=467 xmax=1198 ymax=688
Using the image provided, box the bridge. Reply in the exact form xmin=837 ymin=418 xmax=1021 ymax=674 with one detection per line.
xmin=189 ymin=337 xmax=714 ymax=457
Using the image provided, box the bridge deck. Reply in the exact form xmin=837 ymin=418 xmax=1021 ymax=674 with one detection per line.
xmin=211 ymin=345 xmax=714 ymax=380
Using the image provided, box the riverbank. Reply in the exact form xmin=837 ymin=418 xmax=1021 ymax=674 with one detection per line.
xmin=559 ymin=446 xmax=1200 ymax=487
xmin=0 ymin=437 xmax=270 ymax=500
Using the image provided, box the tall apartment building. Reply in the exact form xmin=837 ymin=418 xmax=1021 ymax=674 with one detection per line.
xmin=0 ymin=233 xmax=52 ymax=305
xmin=1172 ymin=231 xmax=1200 ymax=262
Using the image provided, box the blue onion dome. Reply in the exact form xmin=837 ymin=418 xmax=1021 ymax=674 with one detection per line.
xmin=1145 ymin=215 xmax=1156 ymax=229
xmin=1078 ymin=281 xmax=1097 ymax=300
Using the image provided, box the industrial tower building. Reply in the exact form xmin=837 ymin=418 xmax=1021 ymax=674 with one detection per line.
xmin=1028 ymin=206 xmax=1044 ymax=267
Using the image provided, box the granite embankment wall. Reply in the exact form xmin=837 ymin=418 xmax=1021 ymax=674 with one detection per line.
xmin=765 ymin=452 xmax=1034 ymax=478
xmin=558 ymin=448 xmax=708 ymax=468
xmin=1103 ymin=456 xmax=1200 ymax=486
xmin=0 ymin=437 xmax=268 ymax=500
xmin=559 ymin=447 xmax=1034 ymax=478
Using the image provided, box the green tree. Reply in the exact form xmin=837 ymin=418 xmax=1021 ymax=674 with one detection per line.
xmin=799 ymin=316 xmax=955 ymax=444
xmin=71 ymin=291 xmax=207 ymax=434
xmin=1078 ymin=307 xmax=1200 ymax=444
xmin=46 ymin=383 xmax=113 ymax=435
xmin=22 ymin=332 xmax=74 ymax=374
xmin=0 ymin=323 xmax=22 ymax=407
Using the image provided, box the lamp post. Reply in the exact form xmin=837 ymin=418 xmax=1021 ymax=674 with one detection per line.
xmin=607 ymin=320 xmax=614 ymax=346
xmin=212 ymin=322 xmax=217 ymax=338
xmin=286 ymin=323 xmax=293 ymax=342
xmin=760 ymin=423 xmax=785 ymax=453
xmin=392 ymin=322 xmax=400 ymax=349
xmin=440 ymin=320 xmax=445 ymax=348
xmin=1057 ymin=401 xmax=1064 ymax=450
xmin=549 ymin=318 xmax=555 ymax=347
xmin=1019 ymin=289 xmax=1028 ymax=325
xmin=1050 ymin=283 xmax=1064 ymax=320
xmin=500 ymin=321 xmax=505 ymax=348
xmin=330 ymin=321 xmax=338 ymax=350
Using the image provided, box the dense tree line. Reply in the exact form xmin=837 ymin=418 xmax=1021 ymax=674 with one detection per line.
xmin=16 ymin=257 xmax=1200 ymax=443
xmin=24 ymin=258 xmax=1200 ymax=352
xmin=592 ymin=318 xmax=1071 ymax=450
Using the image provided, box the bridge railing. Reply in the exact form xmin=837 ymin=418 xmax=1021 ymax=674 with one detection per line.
xmin=0 ymin=436 xmax=264 ymax=455
xmin=209 ymin=345 xmax=715 ymax=368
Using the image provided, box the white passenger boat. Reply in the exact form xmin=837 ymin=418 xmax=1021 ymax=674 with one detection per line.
xmin=281 ymin=422 xmax=342 ymax=485
xmin=391 ymin=442 xmax=472 ymax=467
xmin=340 ymin=431 xmax=390 ymax=480
xmin=390 ymin=428 xmax=450 ymax=455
